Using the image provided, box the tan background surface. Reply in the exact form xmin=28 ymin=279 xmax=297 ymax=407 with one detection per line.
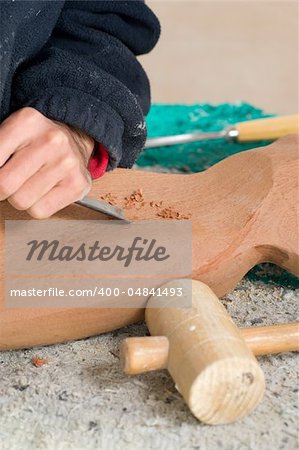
xmin=140 ymin=1 xmax=298 ymax=114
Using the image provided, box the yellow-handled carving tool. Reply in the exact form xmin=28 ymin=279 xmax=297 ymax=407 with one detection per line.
xmin=145 ymin=114 xmax=298 ymax=148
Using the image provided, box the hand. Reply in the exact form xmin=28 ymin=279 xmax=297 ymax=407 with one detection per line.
xmin=0 ymin=107 xmax=95 ymax=218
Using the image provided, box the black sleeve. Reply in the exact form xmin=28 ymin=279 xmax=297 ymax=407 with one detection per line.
xmin=11 ymin=1 xmax=160 ymax=169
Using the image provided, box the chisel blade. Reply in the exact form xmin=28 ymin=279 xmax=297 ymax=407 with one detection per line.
xmin=145 ymin=129 xmax=228 ymax=148
xmin=75 ymin=196 xmax=130 ymax=223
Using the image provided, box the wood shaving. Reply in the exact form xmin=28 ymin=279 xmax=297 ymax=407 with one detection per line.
xmin=32 ymin=357 xmax=48 ymax=368
xmin=150 ymin=201 xmax=163 ymax=208
xmin=101 ymin=193 xmax=118 ymax=206
xmin=157 ymin=207 xmax=191 ymax=220
xmin=124 ymin=189 xmax=145 ymax=210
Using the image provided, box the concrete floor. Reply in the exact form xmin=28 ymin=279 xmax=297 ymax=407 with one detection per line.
xmin=0 ymin=278 xmax=298 ymax=450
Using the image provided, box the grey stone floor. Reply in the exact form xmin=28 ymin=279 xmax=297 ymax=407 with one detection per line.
xmin=0 ymin=278 xmax=298 ymax=450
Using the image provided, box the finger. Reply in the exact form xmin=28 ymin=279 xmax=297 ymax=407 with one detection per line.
xmin=0 ymin=108 xmax=41 ymax=166
xmin=0 ymin=144 xmax=46 ymax=201
xmin=8 ymin=165 xmax=64 ymax=211
xmin=7 ymin=151 xmax=89 ymax=209
xmin=28 ymin=173 xmax=91 ymax=219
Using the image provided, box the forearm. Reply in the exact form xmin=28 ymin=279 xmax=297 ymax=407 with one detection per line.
xmin=11 ymin=1 xmax=160 ymax=170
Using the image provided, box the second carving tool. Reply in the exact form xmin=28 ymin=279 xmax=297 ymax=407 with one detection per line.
xmin=145 ymin=114 xmax=298 ymax=148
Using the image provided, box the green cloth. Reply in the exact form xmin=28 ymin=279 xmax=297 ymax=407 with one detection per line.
xmin=136 ymin=102 xmax=299 ymax=289
xmin=137 ymin=102 xmax=273 ymax=171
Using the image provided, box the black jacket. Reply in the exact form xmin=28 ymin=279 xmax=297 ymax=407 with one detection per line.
xmin=0 ymin=0 xmax=160 ymax=169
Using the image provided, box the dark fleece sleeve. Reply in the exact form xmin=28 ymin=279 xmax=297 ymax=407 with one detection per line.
xmin=11 ymin=1 xmax=160 ymax=169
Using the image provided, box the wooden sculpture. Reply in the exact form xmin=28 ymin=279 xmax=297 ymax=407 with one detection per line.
xmin=0 ymin=135 xmax=298 ymax=349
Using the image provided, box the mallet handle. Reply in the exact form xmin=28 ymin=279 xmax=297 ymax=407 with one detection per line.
xmin=242 ymin=322 xmax=299 ymax=355
xmin=121 ymin=323 xmax=299 ymax=375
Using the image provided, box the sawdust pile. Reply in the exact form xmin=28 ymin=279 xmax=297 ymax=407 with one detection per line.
xmin=101 ymin=189 xmax=191 ymax=220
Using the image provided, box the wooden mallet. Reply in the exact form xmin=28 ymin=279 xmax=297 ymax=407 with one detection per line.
xmin=121 ymin=279 xmax=299 ymax=425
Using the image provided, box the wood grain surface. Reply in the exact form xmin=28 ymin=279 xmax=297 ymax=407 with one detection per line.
xmin=0 ymin=135 xmax=298 ymax=349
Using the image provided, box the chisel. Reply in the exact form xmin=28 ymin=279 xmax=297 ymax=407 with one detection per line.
xmin=75 ymin=196 xmax=130 ymax=223
xmin=145 ymin=114 xmax=298 ymax=149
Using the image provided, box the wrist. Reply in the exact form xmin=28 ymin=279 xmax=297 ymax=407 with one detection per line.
xmin=53 ymin=120 xmax=95 ymax=164
xmin=67 ymin=124 xmax=95 ymax=161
